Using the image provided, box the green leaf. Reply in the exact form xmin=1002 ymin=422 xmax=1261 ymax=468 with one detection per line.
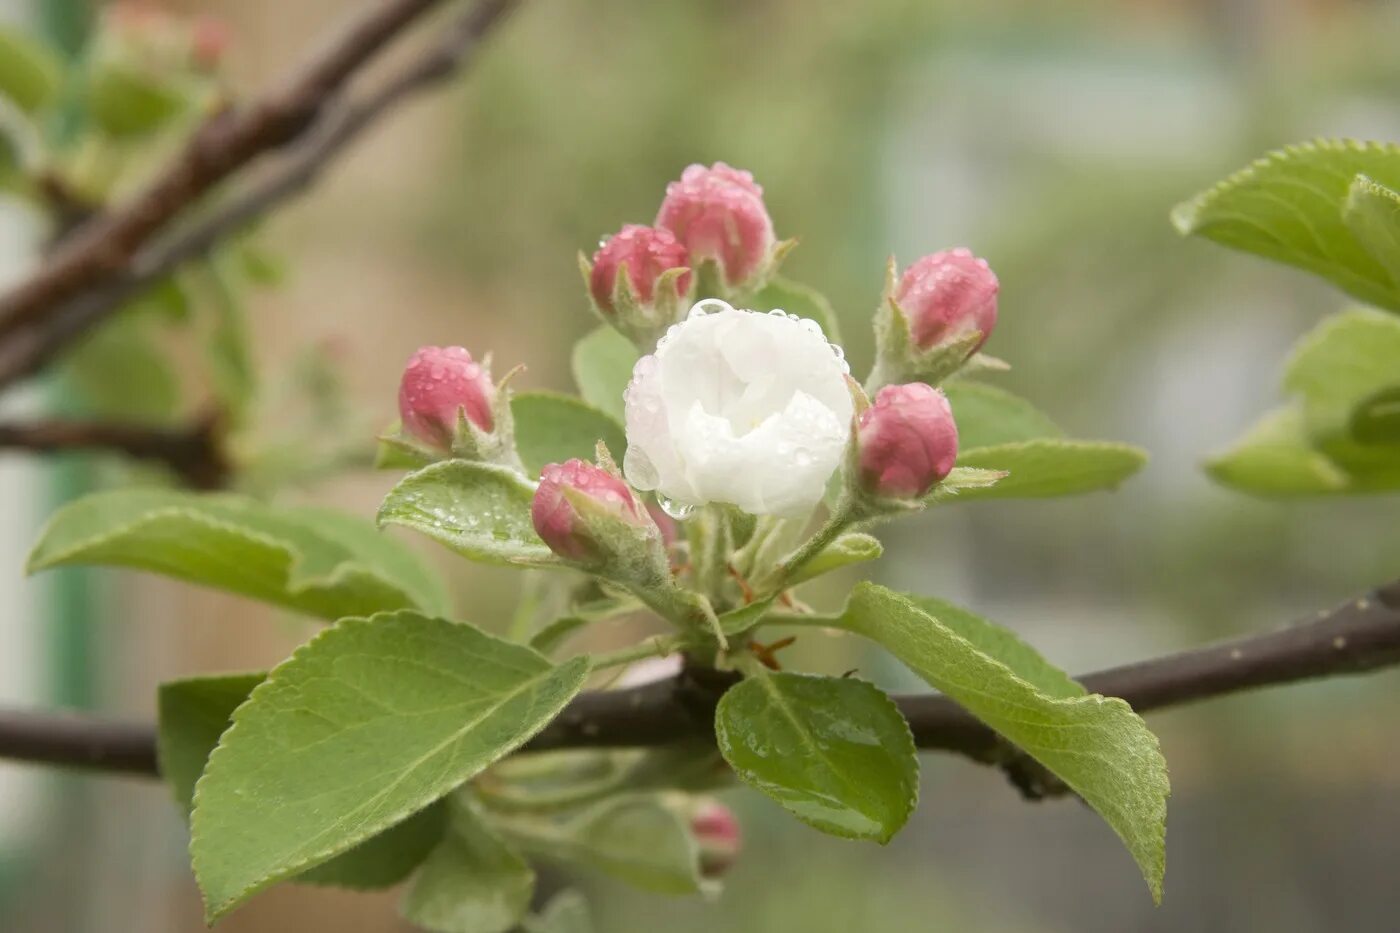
xmin=202 ymin=254 xmax=257 ymax=425
xmin=943 ymin=382 xmax=1063 ymax=451
xmin=1344 ymin=175 xmax=1400 ymax=285
xmin=750 ymin=277 xmax=842 ymax=343
xmin=158 ymin=673 xmax=447 ymax=891
xmin=952 ymin=440 xmax=1147 ymax=499
xmin=1206 ymin=405 xmax=1349 ymax=496
xmin=717 ymin=597 xmax=775 ymax=636
xmin=714 ymin=671 xmax=917 ymax=844
xmin=403 ymin=797 xmax=534 ymax=933
xmin=62 ymin=311 xmax=182 ymax=424
xmin=900 ymin=595 xmax=1084 ymax=699
xmin=510 ymin=392 xmax=627 ymax=477
xmin=0 ymin=28 xmax=63 ymax=114
xmin=375 ymin=422 xmax=436 ymax=470
xmin=1350 ymin=384 xmax=1400 ymax=446
xmin=27 ymin=489 xmax=442 ymax=620
xmin=840 ymin=584 xmax=1169 ymax=901
xmin=787 ymin=532 xmax=883 ymax=585
xmin=1172 ymin=140 xmax=1400 ymax=310
xmin=1283 ymin=308 xmax=1400 ymax=412
xmin=523 ymin=892 xmax=593 ymax=933
xmin=378 ymin=460 xmax=555 ymax=567
xmin=571 ymin=327 xmax=638 ymax=423
xmin=493 ymin=795 xmax=701 ymax=895
xmin=190 ymin=610 xmax=589 ymax=921
xmin=87 ymin=60 xmax=189 ymax=137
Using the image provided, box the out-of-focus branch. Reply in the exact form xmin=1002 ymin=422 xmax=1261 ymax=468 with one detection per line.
xmin=1 ymin=578 xmax=1396 ymax=785
xmin=0 ymin=0 xmax=520 ymax=387
xmin=0 ymin=0 xmax=450 ymax=342
xmin=0 ymin=413 xmax=228 ymax=488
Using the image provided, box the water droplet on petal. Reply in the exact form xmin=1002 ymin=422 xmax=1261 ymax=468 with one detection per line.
xmin=658 ymin=495 xmax=694 ymax=520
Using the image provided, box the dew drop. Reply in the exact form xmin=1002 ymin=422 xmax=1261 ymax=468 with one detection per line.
xmin=657 ymin=495 xmax=695 ymax=520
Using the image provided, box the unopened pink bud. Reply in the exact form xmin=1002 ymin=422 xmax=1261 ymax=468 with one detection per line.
xmin=895 ymin=249 xmax=999 ymax=351
xmin=656 ymin=163 xmax=775 ymax=288
xmin=857 ymin=383 xmax=958 ymax=498
xmin=691 ymin=801 xmax=741 ymax=879
xmin=590 ymin=225 xmax=691 ymax=316
xmin=532 ymin=459 xmax=647 ymax=563
xmin=398 ymin=346 xmax=495 ymax=450
xmin=191 ymin=16 xmax=231 ymax=70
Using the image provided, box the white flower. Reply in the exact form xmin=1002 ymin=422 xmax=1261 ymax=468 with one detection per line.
xmin=622 ymin=299 xmax=853 ymax=518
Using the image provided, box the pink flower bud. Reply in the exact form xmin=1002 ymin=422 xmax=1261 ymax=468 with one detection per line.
xmin=857 ymin=383 xmax=958 ymax=498
xmin=532 ymin=459 xmax=648 ymax=563
xmin=590 ymin=224 xmax=691 ymax=316
xmin=398 ymin=346 xmax=495 ymax=450
xmin=656 ymin=163 xmax=775 ymax=288
xmin=691 ymin=801 xmax=742 ymax=879
xmin=895 ymin=249 xmax=999 ymax=351
xmin=191 ymin=17 xmax=231 ymax=70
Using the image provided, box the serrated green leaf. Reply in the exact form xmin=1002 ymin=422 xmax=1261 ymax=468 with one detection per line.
xmin=840 ymin=584 xmax=1168 ymax=901
xmin=943 ymin=382 xmax=1063 ymax=451
xmin=0 ymin=28 xmax=63 ymax=114
xmin=749 ymin=277 xmax=842 ymax=343
xmin=510 ymin=392 xmax=627 ymax=478
xmin=951 ymin=440 xmax=1146 ymax=499
xmin=571 ymin=327 xmax=638 ymax=423
xmin=787 ymin=532 xmax=882 ymax=585
xmin=158 ymin=673 xmax=447 ymax=891
xmin=1206 ymin=405 xmax=1349 ymax=496
xmin=403 ymin=796 xmax=534 ymax=933
xmin=523 ymin=891 xmax=592 ymax=933
xmin=378 ymin=460 xmax=555 ymax=567
xmin=714 ymin=671 xmax=917 ymax=844
xmin=190 ymin=610 xmax=589 ymax=921
xmin=1172 ymin=140 xmax=1400 ymax=310
xmin=1284 ymin=307 xmax=1400 ymax=411
xmin=493 ymin=795 xmax=701 ymax=895
xmin=901 ymin=595 xmax=1084 ymax=699
xmin=27 ymin=489 xmax=441 ymax=620
xmin=1344 ymin=175 xmax=1400 ymax=285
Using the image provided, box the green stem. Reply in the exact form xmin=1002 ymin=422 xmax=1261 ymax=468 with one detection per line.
xmin=764 ymin=610 xmax=845 ymax=629
xmin=589 ymin=635 xmax=685 ymax=671
xmin=765 ymin=502 xmax=858 ymax=595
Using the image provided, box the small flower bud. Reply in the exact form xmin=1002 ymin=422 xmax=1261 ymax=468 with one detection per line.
xmin=656 ymin=163 xmax=775 ymax=289
xmin=690 ymin=800 xmax=742 ymax=879
xmin=895 ymin=249 xmax=999 ymax=351
xmin=589 ymin=224 xmax=691 ymax=318
xmin=398 ymin=346 xmax=495 ymax=451
xmin=190 ymin=16 xmax=231 ymax=71
xmin=532 ymin=459 xmax=651 ymax=564
xmin=857 ymin=383 xmax=958 ymax=498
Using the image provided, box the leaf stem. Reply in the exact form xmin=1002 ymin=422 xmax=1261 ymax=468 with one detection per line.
xmin=589 ymin=635 xmax=685 ymax=671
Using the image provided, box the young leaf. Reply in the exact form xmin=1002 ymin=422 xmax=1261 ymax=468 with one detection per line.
xmin=523 ymin=891 xmax=593 ymax=933
xmin=840 ymin=584 xmax=1169 ymax=901
xmin=493 ymin=795 xmax=702 ymax=895
xmin=510 ymin=392 xmax=627 ymax=478
xmin=158 ymin=673 xmax=447 ymax=891
xmin=1350 ymin=384 xmax=1400 ymax=446
xmin=749 ymin=277 xmax=842 ymax=343
xmin=943 ymin=382 xmax=1063 ymax=451
xmin=27 ymin=489 xmax=443 ymax=620
xmin=0 ymin=28 xmax=63 ymax=114
xmin=901 ymin=595 xmax=1084 ymax=699
xmin=1172 ymin=140 xmax=1400 ymax=311
xmin=402 ymin=796 xmax=534 ymax=933
xmin=1283 ymin=308 xmax=1400 ymax=412
xmin=190 ymin=611 xmax=589 ymax=921
xmin=1344 ymin=175 xmax=1400 ymax=284
xmin=952 ymin=440 xmax=1147 ymax=499
xmin=378 ymin=460 xmax=555 ymax=567
xmin=1206 ymin=405 xmax=1349 ymax=496
xmin=786 ymin=532 xmax=883 ymax=585
xmin=63 ymin=312 xmax=182 ymax=424
xmin=572 ymin=327 xmax=638 ymax=423
xmin=714 ymin=671 xmax=918 ymax=844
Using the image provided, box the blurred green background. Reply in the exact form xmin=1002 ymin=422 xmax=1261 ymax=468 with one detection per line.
xmin=1 ymin=0 xmax=1399 ymax=931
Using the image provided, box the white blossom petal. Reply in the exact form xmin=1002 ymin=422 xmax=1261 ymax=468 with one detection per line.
xmin=623 ymin=301 xmax=852 ymax=518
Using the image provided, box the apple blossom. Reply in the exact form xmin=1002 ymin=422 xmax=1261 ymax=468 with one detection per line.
xmin=690 ymin=800 xmax=742 ymax=878
xmin=657 ymin=163 xmax=775 ymax=290
xmin=623 ymin=299 xmax=853 ymax=518
xmin=857 ymin=382 xmax=959 ymax=498
xmin=397 ymin=346 xmax=495 ymax=451
xmin=895 ymin=248 xmax=999 ymax=351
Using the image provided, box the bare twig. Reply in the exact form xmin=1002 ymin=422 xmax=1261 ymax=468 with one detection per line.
xmin=0 ymin=413 xmax=228 ymax=488
xmin=0 ymin=0 xmax=520 ymax=388
xmin=2 ymin=578 xmax=1396 ymax=782
xmin=0 ymin=0 xmax=450 ymax=341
